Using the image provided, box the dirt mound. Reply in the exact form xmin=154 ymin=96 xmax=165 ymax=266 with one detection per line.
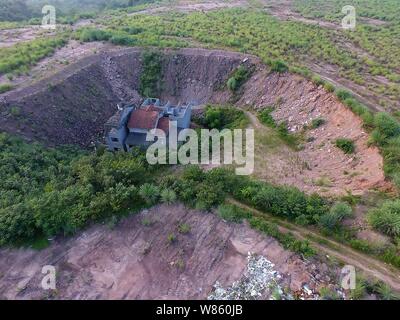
xmin=237 ymin=71 xmax=388 ymax=196
xmin=0 ymin=204 xmax=338 ymax=300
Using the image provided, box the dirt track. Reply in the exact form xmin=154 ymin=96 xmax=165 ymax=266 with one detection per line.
xmin=230 ymin=200 xmax=400 ymax=292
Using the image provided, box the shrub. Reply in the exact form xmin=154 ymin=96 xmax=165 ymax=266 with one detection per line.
xmin=202 ymin=105 xmax=248 ymax=129
xmin=335 ymin=138 xmax=355 ymax=154
xmin=0 ymin=83 xmax=12 ymax=93
xmin=227 ymin=65 xmax=252 ymax=92
xmin=330 ymin=202 xmax=353 ymax=219
xmin=80 ymin=29 xmax=111 ymax=42
xmin=270 ymin=60 xmax=288 ymax=73
xmin=110 ymin=35 xmax=137 ymax=46
xmin=167 ymin=233 xmax=176 ymax=244
xmin=178 ymin=223 xmax=191 ymax=234
xmin=323 ymin=82 xmax=335 ymax=93
xmin=312 ymin=75 xmax=324 ymax=86
xmin=373 ymin=112 xmax=400 ymax=142
xmin=217 ymin=204 xmax=250 ymax=223
xmin=368 ymin=200 xmax=400 ymax=237
xmin=319 ymin=202 xmax=352 ymax=229
xmin=336 ymin=89 xmax=352 ymax=101
xmin=258 ymin=107 xmax=276 ymax=128
xmin=10 ymin=106 xmax=21 ymax=116
xmin=139 ymin=183 xmax=160 ymax=205
xmin=249 ymin=217 xmax=315 ymax=257
xmin=161 ymin=189 xmax=176 ymax=204
xmin=139 ymin=50 xmax=163 ymax=97
xmin=311 ymin=118 xmax=326 ymax=129
xmin=227 ymin=77 xmax=238 ymax=91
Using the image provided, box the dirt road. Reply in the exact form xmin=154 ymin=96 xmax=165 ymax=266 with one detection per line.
xmin=230 ymin=199 xmax=400 ymax=292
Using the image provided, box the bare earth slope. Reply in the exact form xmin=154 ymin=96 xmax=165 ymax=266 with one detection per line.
xmin=0 ymin=204 xmax=336 ymax=300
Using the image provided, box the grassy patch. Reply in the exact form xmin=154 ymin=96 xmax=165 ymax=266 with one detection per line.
xmin=335 ymin=138 xmax=355 ymax=154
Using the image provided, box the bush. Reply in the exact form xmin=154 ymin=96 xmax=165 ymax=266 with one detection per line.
xmin=368 ymin=200 xmax=400 ymax=237
xmin=323 ymin=82 xmax=335 ymax=93
xmin=336 ymin=89 xmax=353 ymax=101
xmin=312 ymin=75 xmax=324 ymax=86
xmin=319 ymin=202 xmax=352 ymax=229
xmin=110 ymin=35 xmax=137 ymax=46
xmin=161 ymin=189 xmax=176 ymax=204
xmin=178 ymin=223 xmax=191 ymax=234
xmin=249 ymin=217 xmax=315 ymax=257
xmin=217 ymin=204 xmax=250 ymax=223
xmin=139 ymin=50 xmax=163 ymax=97
xmin=270 ymin=60 xmax=288 ymax=73
xmin=227 ymin=77 xmax=238 ymax=91
xmin=258 ymin=107 xmax=276 ymax=128
xmin=311 ymin=118 xmax=326 ymax=129
xmin=139 ymin=183 xmax=160 ymax=205
xmin=227 ymin=65 xmax=252 ymax=92
xmin=335 ymin=138 xmax=355 ymax=154
xmin=201 ymin=105 xmax=248 ymax=130
xmin=0 ymin=83 xmax=12 ymax=93
xmin=79 ymin=28 xmax=111 ymax=42
xmin=373 ymin=112 xmax=400 ymax=142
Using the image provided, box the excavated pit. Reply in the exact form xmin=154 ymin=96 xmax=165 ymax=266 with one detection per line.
xmin=0 ymin=48 xmax=248 ymax=147
xmin=0 ymin=47 xmax=388 ymax=196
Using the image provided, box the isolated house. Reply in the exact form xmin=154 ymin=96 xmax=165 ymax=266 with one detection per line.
xmin=105 ymin=105 xmax=134 ymax=152
xmin=105 ymin=98 xmax=192 ymax=152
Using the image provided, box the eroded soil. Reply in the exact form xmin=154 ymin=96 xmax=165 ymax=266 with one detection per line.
xmin=0 ymin=204 xmax=339 ymax=300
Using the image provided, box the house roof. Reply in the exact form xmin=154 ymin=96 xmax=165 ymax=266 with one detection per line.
xmin=128 ymin=109 xmax=159 ymax=130
xmin=157 ymin=117 xmax=170 ymax=135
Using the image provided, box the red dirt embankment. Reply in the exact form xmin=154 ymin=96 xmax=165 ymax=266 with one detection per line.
xmin=0 ymin=204 xmax=338 ymax=300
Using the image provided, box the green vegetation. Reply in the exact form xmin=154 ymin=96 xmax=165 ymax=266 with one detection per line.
xmin=0 ymin=83 xmax=13 ymax=93
xmin=161 ymin=189 xmax=177 ymax=205
xmin=227 ymin=65 xmax=253 ymax=92
xmin=311 ymin=118 xmax=326 ymax=129
xmin=79 ymin=28 xmax=111 ymax=42
xmin=367 ymin=200 xmax=400 ymax=237
xmin=139 ymin=50 xmax=163 ymax=97
xmin=139 ymin=183 xmax=160 ymax=205
xmin=0 ymin=36 xmax=67 ymax=75
xmin=258 ymin=108 xmax=303 ymax=150
xmin=89 ymin=7 xmax=399 ymax=103
xmin=177 ymin=222 xmax=191 ymax=234
xmin=199 ymin=105 xmax=249 ymax=130
xmin=270 ymin=60 xmax=288 ymax=73
xmin=319 ymin=202 xmax=353 ymax=229
xmin=217 ymin=204 xmax=250 ymax=223
xmin=335 ymin=138 xmax=355 ymax=154
xmin=167 ymin=232 xmax=176 ymax=244
xmin=248 ymin=216 xmax=315 ymax=257
xmin=0 ymin=133 xmax=161 ymax=246
xmin=0 ymin=0 xmax=155 ymax=22
xmin=258 ymin=107 xmax=276 ymax=128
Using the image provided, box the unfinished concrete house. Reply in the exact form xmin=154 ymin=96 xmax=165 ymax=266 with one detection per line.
xmin=105 ymin=98 xmax=192 ymax=152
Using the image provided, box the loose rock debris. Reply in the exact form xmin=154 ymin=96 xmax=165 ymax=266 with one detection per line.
xmin=208 ymin=253 xmax=291 ymax=300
